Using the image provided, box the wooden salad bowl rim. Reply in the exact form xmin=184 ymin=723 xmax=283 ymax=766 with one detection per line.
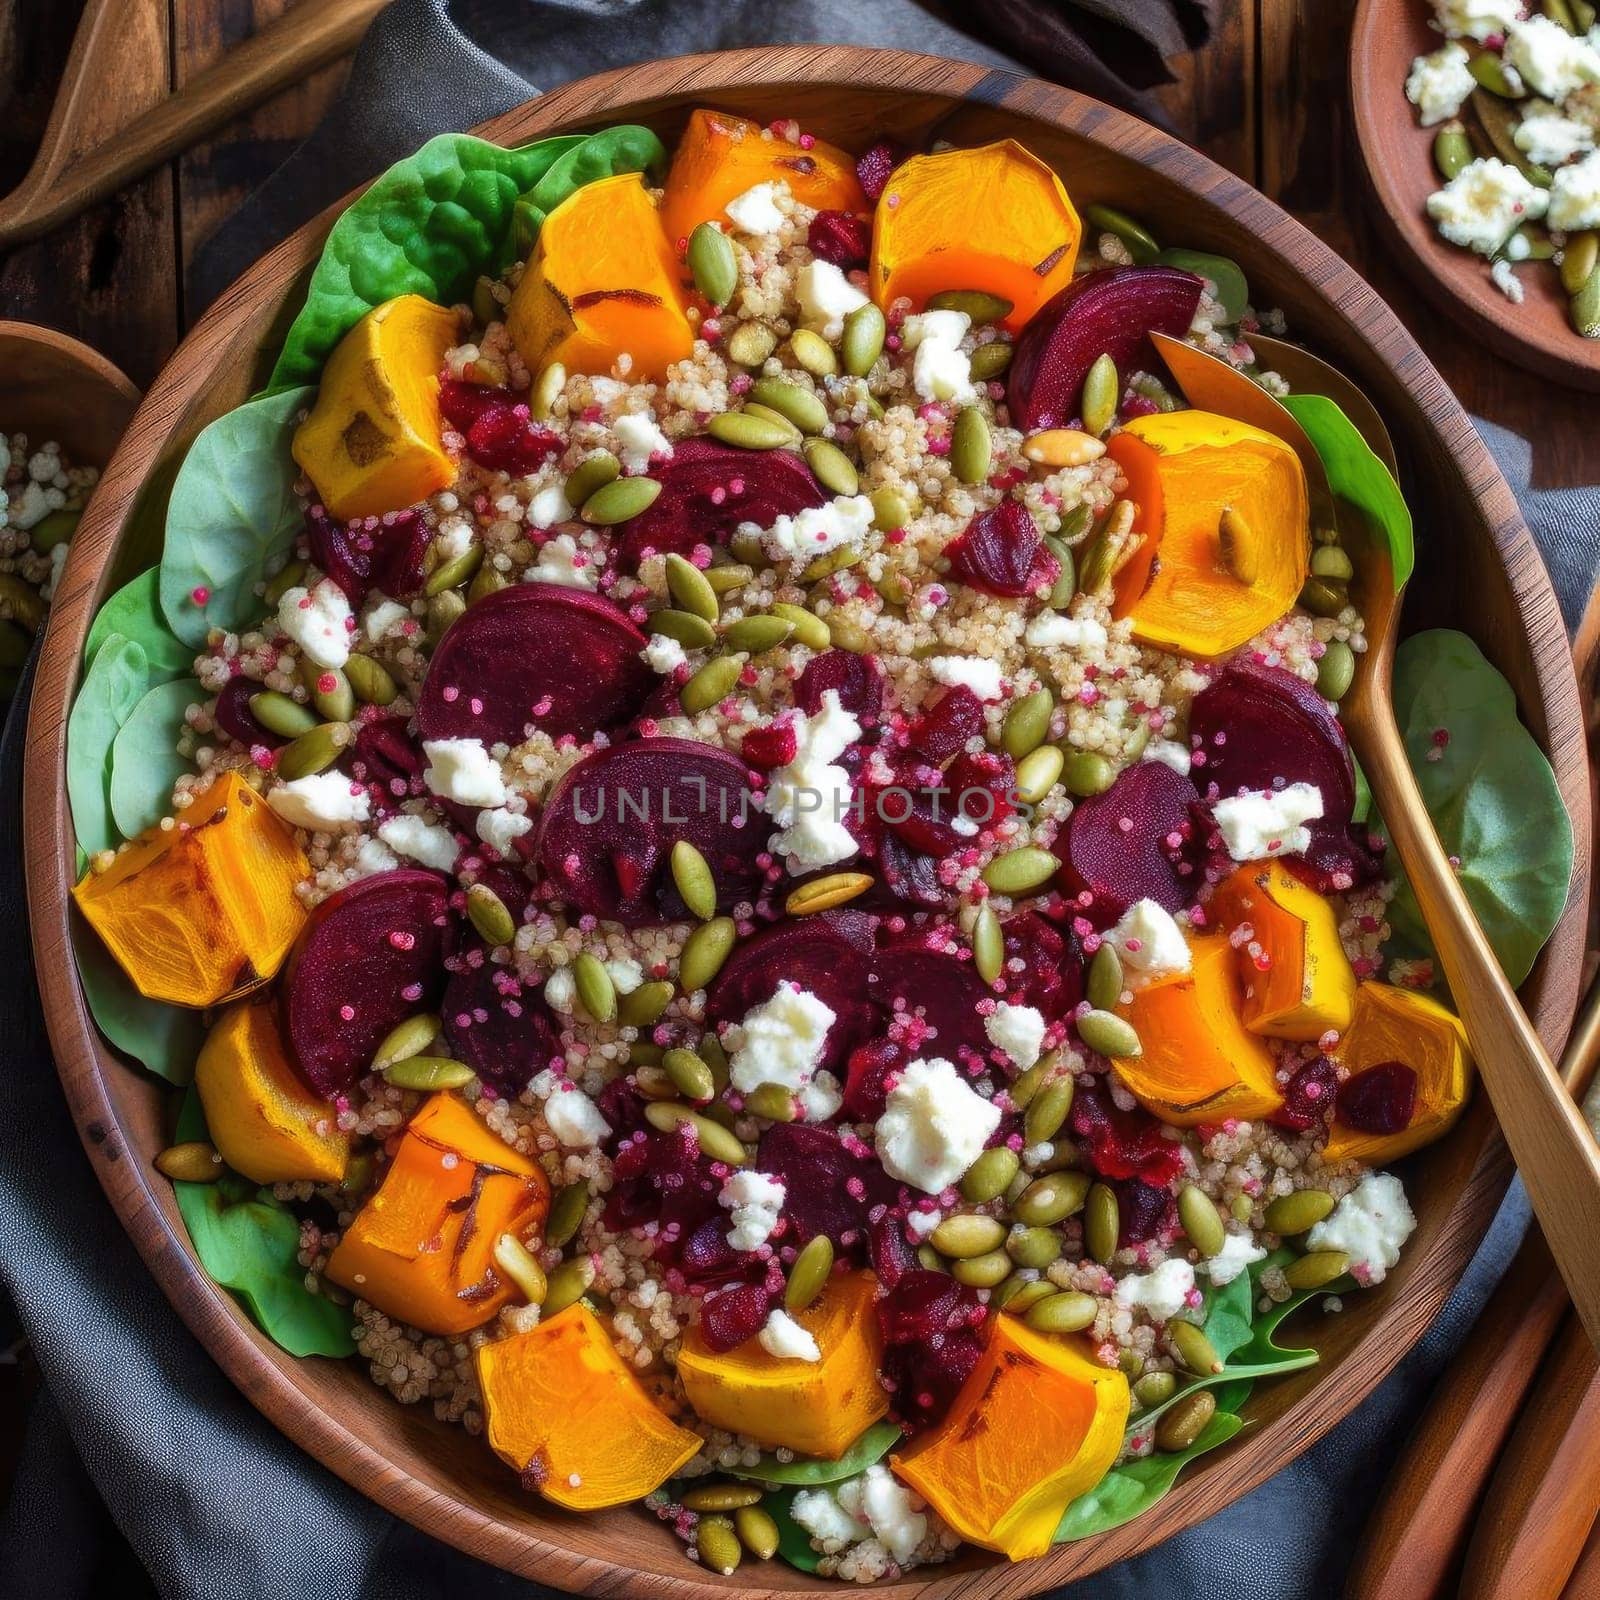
xmin=22 ymin=45 xmax=1592 ymax=1598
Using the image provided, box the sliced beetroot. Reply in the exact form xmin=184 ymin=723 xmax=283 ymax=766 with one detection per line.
xmin=535 ymin=737 xmax=766 ymax=925
xmin=1117 ymin=1178 xmax=1178 ymax=1248
xmin=876 ymin=1269 xmax=989 ymax=1433
xmin=997 ymin=911 xmax=1084 ymax=1020
xmin=1270 ymin=1054 xmax=1338 ymax=1133
xmin=416 ymin=584 xmax=652 ymax=747
xmin=843 ymin=1036 xmax=912 ymax=1123
xmin=616 ymin=438 xmax=826 ymax=568
xmin=305 ymin=505 xmax=429 ymax=605
xmin=440 ymin=952 xmax=563 ymax=1097
xmin=906 ymin=685 xmax=984 ymax=763
xmin=871 ymin=830 xmax=949 ymax=910
xmin=795 ymin=649 xmax=885 ymax=722
xmin=1058 ymin=758 xmax=1200 ymax=923
xmin=944 ymin=499 xmax=1058 ymax=599
xmin=808 ymin=209 xmax=871 ymax=269
xmin=757 ymin=1122 xmax=898 ymax=1255
xmin=605 ymin=1123 xmax=724 ymax=1257
xmin=214 ymin=679 xmax=282 ymax=750
xmin=1336 ymin=1061 xmax=1418 ymax=1135
xmin=741 ymin=718 xmax=799 ymax=771
xmin=867 ymin=1208 xmax=920 ymax=1290
xmin=282 ymin=868 xmax=451 ymax=1098
xmin=1070 ymin=1083 xmax=1186 ymax=1187
xmin=1291 ymin=823 xmax=1387 ymax=894
xmin=342 ymin=714 xmax=424 ymax=818
xmin=1007 ymin=265 xmax=1206 ymax=433
xmin=856 ymin=137 xmax=906 ymax=203
xmin=871 ymin=939 xmax=992 ymax=1068
xmin=440 ymin=381 xmax=561 ymax=476
xmin=700 ymin=1280 xmax=780 ymax=1352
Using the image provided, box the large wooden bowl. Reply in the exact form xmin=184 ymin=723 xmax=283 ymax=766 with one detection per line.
xmin=23 ymin=46 xmax=1592 ymax=1598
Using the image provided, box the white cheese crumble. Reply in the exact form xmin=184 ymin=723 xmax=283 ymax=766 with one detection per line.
xmin=902 ymin=308 xmax=976 ymax=404
xmin=926 ymin=654 xmax=1004 ymax=701
xmin=1306 ymin=1171 xmax=1416 ymax=1286
xmin=614 ymin=411 xmax=672 ymax=473
xmin=984 ymin=1002 xmax=1047 ymax=1070
xmin=377 ymin=813 xmax=459 ymax=873
xmin=724 ymin=181 xmax=787 ymax=235
xmin=1427 ymin=157 xmax=1549 ymax=255
xmin=528 ymin=481 xmax=574 ymax=529
xmin=720 ymin=1169 xmax=786 ymax=1251
xmin=761 ymin=494 xmax=875 ymax=565
xmin=476 ymin=805 xmax=532 ymax=856
xmin=432 ymin=515 xmax=474 ymax=562
xmin=1112 ymin=1258 xmax=1195 ymax=1322
xmin=1548 ymin=147 xmax=1600 ymax=229
xmin=1143 ymin=738 xmax=1193 ymax=776
xmin=875 ymin=1056 xmax=1002 ymax=1194
xmin=422 ymin=737 xmax=506 ymax=808
xmin=1433 ymin=0 xmax=1524 ymax=42
xmin=265 ymin=772 xmax=371 ymax=832
xmin=795 ymin=259 xmax=870 ymax=341
xmin=641 ymin=633 xmax=687 ymax=675
xmin=361 ymin=597 xmax=411 ymax=645
xmin=532 ymin=1069 xmax=611 ymax=1147
xmin=1515 ymin=106 xmax=1595 ymax=166
xmin=1025 ymin=612 xmax=1108 ymax=651
xmin=277 ymin=579 xmax=353 ymax=670
xmin=1407 ymin=43 xmax=1476 ymax=126
xmin=1505 ymin=14 xmax=1600 ymax=100
xmin=728 ymin=982 xmax=839 ymax=1123
xmin=605 ymin=956 xmax=644 ymax=996
xmin=837 ymin=1466 xmax=928 ymax=1565
xmin=1108 ymin=898 xmax=1192 ymax=990
xmin=1203 ymin=1231 xmax=1268 ymax=1287
xmin=758 ymin=1306 xmax=821 ymax=1362
xmin=544 ymin=966 xmax=576 ymax=1013
xmin=527 ymin=532 xmax=597 ymax=590
xmin=762 ymin=689 xmax=863 ymax=872
xmin=791 ymin=1487 xmax=861 ymax=1545
xmin=352 ymin=835 xmax=400 ymax=877
xmin=1212 ymin=781 xmax=1325 ymax=861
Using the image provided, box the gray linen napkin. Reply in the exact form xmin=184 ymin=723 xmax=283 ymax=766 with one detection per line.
xmin=2 ymin=2 xmax=1588 ymax=1596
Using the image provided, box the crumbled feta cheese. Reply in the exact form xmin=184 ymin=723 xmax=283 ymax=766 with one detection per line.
xmin=1515 ymin=106 xmax=1595 ymax=166
xmin=763 ymin=689 xmax=863 ymax=871
xmin=1204 ymin=1231 xmax=1268 ymax=1286
xmin=277 ymin=579 xmax=353 ymax=670
xmin=528 ymin=533 xmax=597 ymax=589
xmin=1433 ymin=0 xmax=1523 ymax=42
xmin=906 ymin=1209 xmax=942 ymax=1239
xmin=791 ymin=1487 xmax=860 ymax=1545
xmin=528 ymin=482 xmax=574 ymax=529
xmin=720 ymin=1169 xmax=786 ymax=1251
xmin=1549 ymin=147 xmax=1600 ymax=229
xmin=641 ymin=633 xmax=687 ymax=675
xmin=1143 ymin=738 xmax=1193 ymax=776
xmin=1491 ymin=257 xmax=1526 ymax=302
xmin=432 ymin=515 xmax=475 ymax=562
xmin=795 ymin=259 xmax=869 ymax=340
xmin=728 ymin=982 xmax=837 ymax=1117
xmin=377 ymin=812 xmax=459 ymax=872
xmin=1109 ymin=898 xmax=1192 ymax=989
xmin=265 ymin=772 xmax=371 ymax=832
xmin=1212 ymin=781 xmax=1324 ymax=861
xmin=984 ymin=1002 xmax=1047 ymax=1070
xmin=837 ymin=1466 xmax=927 ymax=1565
xmin=544 ymin=966 xmax=577 ymax=1013
xmin=361 ymin=597 xmax=411 ymax=645
xmin=1505 ymin=14 xmax=1600 ymax=100
xmin=799 ymin=1070 xmax=844 ymax=1122
xmin=902 ymin=309 xmax=976 ymax=404
xmin=1113 ymin=1258 xmax=1196 ymax=1321
xmin=875 ymin=1057 xmax=1002 ymax=1193
xmin=761 ymin=494 xmax=875 ymax=565
xmin=1307 ymin=1171 xmax=1416 ymax=1286
xmin=422 ymin=737 xmax=506 ymax=808
xmin=533 ymin=1070 xmax=611 ymax=1147
xmin=476 ymin=805 xmax=532 ymax=856
xmin=605 ymin=957 xmax=644 ymax=995
xmin=926 ymin=654 xmax=1004 ymax=701
xmin=614 ymin=411 xmax=672 ymax=473
xmin=1427 ymin=157 xmax=1549 ymax=254
xmin=724 ymin=181 xmax=787 ymax=235
xmin=352 ymin=835 xmax=400 ymax=877
xmin=1406 ymin=43 xmax=1476 ymax=126
xmin=1025 ymin=612 xmax=1108 ymax=651
xmin=758 ymin=1306 xmax=821 ymax=1362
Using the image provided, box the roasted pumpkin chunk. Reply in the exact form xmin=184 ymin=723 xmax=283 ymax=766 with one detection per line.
xmin=73 ymin=771 xmax=309 ymax=1008
xmin=1109 ymin=410 xmax=1310 ymax=659
xmin=676 ymin=1271 xmax=886 ymax=1458
xmin=1112 ymin=932 xmax=1283 ymax=1126
xmin=292 ymin=293 xmax=459 ymax=520
xmin=1210 ymin=863 xmax=1357 ymax=1040
xmin=478 ymin=1303 xmax=702 ymax=1509
xmin=325 ymin=1093 xmax=550 ymax=1335
xmin=1324 ymin=983 xmax=1472 ymax=1164
xmin=893 ymin=1316 xmax=1128 ymax=1560
xmin=195 ymin=998 xmax=347 ymax=1184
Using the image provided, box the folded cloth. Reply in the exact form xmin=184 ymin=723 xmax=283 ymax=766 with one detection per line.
xmin=3 ymin=2 xmax=1589 ymax=1597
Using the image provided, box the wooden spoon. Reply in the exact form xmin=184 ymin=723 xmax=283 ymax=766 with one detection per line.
xmin=1247 ymin=332 xmax=1399 ymax=475
xmin=1148 ymin=337 xmax=1600 ymax=1347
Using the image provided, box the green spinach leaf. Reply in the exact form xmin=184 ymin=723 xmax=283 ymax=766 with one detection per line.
xmin=765 ymin=1486 xmax=825 ymax=1574
xmin=159 ymin=386 xmax=313 ymax=648
xmin=71 ymin=917 xmax=205 ymax=1085
xmin=67 ymin=633 xmax=149 ymax=857
xmin=511 ymin=126 xmax=669 ymax=250
xmin=1280 ymin=391 xmax=1415 ymax=589
xmin=86 ymin=568 xmax=193 ymax=678
xmin=1382 ymin=629 xmax=1574 ymax=988
xmin=109 ymin=677 xmax=200 ymax=841
xmin=729 ymin=1420 xmax=901 ymax=1488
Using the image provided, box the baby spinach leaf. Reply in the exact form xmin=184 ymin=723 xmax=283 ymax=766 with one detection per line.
xmin=729 ymin=1420 xmax=901 ymax=1487
xmin=159 ymin=387 xmax=313 ymax=648
xmin=765 ymin=1486 xmax=825 ymax=1574
xmin=67 ymin=633 xmax=150 ymax=857
xmin=71 ymin=916 xmax=205 ymax=1085
xmin=1382 ymin=629 xmax=1574 ymax=988
xmin=86 ymin=568 xmax=193 ymax=678
xmin=512 ymin=125 xmax=669 ymax=247
xmin=172 ymin=1089 xmax=355 ymax=1358
xmin=1197 ymin=1267 xmax=1255 ymax=1365
xmin=109 ymin=677 xmax=200 ymax=841
xmin=1280 ymin=391 xmax=1415 ymax=589
xmin=1055 ymin=1412 xmax=1245 ymax=1541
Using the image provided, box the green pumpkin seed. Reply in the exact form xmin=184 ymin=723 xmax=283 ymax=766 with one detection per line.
xmin=617 ymin=982 xmax=674 ymax=1029
xmin=740 ymin=402 xmax=803 ymax=444
xmin=697 ymin=1515 xmax=743 ymax=1576
xmin=344 ymin=652 xmax=399 ymax=707
xmin=277 ymin=723 xmax=344 ymax=780
xmin=705 ymin=562 xmax=756 ymax=595
xmin=1085 ymin=1182 xmax=1120 ymax=1265
xmin=950 ymin=406 xmax=992 ymax=485
xmin=643 ymin=1101 xmax=748 ymax=1166
xmin=1044 ymin=534 xmax=1077 ymax=610
xmin=468 ymin=562 xmax=509 ymax=605
xmin=700 ymin=1032 xmax=730 ymax=1091
xmin=1156 ymin=1389 xmax=1217 ymax=1452
xmin=1006 ymin=1225 xmax=1062 ymax=1269
xmin=531 ymin=361 xmax=566 ymax=421
xmin=972 ymin=904 xmax=1005 ymax=985
xmin=1432 ymin=121 xmax=1473 ymax=182
xmin=1062 ymin=749 xmax=1116 ymax=797
xmin=995 ymin=1275 xmax=1058 ymax=1313
xmin=1025 ymin=1290 xmax=1098 ymax=1334
xmin=1284 ymin=1249 xmax=1350 ymax=1291
xmin=384 ymin=1055 xmax=477 ymax=1090
xmin=1317 ymin=639 xmax=1356 ymax=701
xmin=1078 ymin=1008 xmax=1141 ymax=1059
xmin=931 ymin=1213 xmax=1006 ymax=1258
xmin=1134 ymin=1370 xmax=1178 ymax=1409
xmin=786 ymin=1234 xmax=835 ymax=1311
xmin=801 ymin=542 xmax=864 ymax=582
xmin=582 ymin=475 xmax=662 ymax=526
xmin=826 ymin=614 xmax=873 ymax=653
xmin=155 ymin=1141 xmax=223 ymax=1183
xmin=745 ymin=1081 xmax=798 ymax=1121
xmin=471 ymin=274 xmax=499 ymax=326
xmin=1086 ymin=944 xmax=1123 ymax=1012
xmin=546 ymin=1183 xmax=589 ymax=1249
xmin=663 ymin=1047 xmax=716 ymax=1103
xmin=1084 ymin=203 xmax=1161 ymax=264
xmin=708 ymin=409 xmax=796 ymax=451
xmin=1024 ymin=1076 xmax=1076 ymax=1145
xmin=749 ymin=377 xmax=830 ymax=436
xmin=1014 ymin=1170 xmax=1091 ymax=1226
xmin=466 ymin=882 xmax=517 ymax=947
xmin=1310 ymin=545 xmax=1355 ymax=582
xmin=302 ymin=664 xmax=355 ymax=722
xmin=950 ymin=1249 xmax=1012 ymax=1288
xmin=789 ymin=327 xmax=839 ymax=376
xmin=573 ymin=952 xmax=616 ymax=1024
xmin=968 ymin=340 xmax=1013 ymax=380
xmin=1169 ymin=1318 xmax=1223 ymax=1375
xmin=263 ymin=559 xmax=307 ymax=607
xmin=424 ymin=543 xmax=483 ymax=597
xmin=373 ymin=1012 xmax=442 ymax=1072
xmin=927 ymin=288 xmax=1014 ymax=323
xmin=683 ymin=1481 xmax=763 ymax=1513
xmin=1081 ymin=353 xmax=1120 ymax=438
xmin=647 ymin=610 xmax=716 ymax=653
xmin=1007 ymin=1053 xmax=1057 ymax=1111
xmin=982 ymin=846 xmax=1060 ymax=896
xmin=1562 ymin=230 xmax=1599 ymax=294
xmin=1177 ymin=1185 xmax=1227 ymax=1258
xmin=802 ymin=436 xmax=859 ymax=496
xmin=633 ymin=1063 xmax=677 ymax=1100
xmin=565 ymin=451 xmax=620 ymax=507
xmin=735 ymin=1504 xmax=780 ymax=1561
xmin=1298 ymin=576 xmax=1348 ymax=617
xmin=680 ymin=917 xmax=737 ymax=992
xmin=1155 ymin=247 xmax=1251 ymax=323
xmin=1468 ymin=47 xmax=1526 ymax=97
xmin=1002 ymin=687 xmax=1054 ymax=758
xmin=1014 ymin=743 xmax=1064 ymax=805
xmin=769 ymin=601 xmax=830 ymax=650
xmin=842 ymin=302 xmax=887 ymax=376
xmin=1264 ymin=1189 xmax=1335 ymax=1235
xmin=670 ymin=840 xmax=718 ymax=921
xmin=341 ymin=1150 xmax=376 ymax=1196
xmin=493 ymin=1232 xmax=548 ymax=1304
xmin=869 ymin=485 xmax=911 ymax=531
xmin=681 ymin=653 xmax=746 ymax=714
xmin=726 ymin=321 xmax=779 ymax=368
xmin=249 ymin=690 xmax=318 ymax=738
xmin=1571 ymin=262 xmax=1600 ymax=339
xmin=688 ymin=221 xmax=739 ymax=307
xmin=664 ymin=553 xmax=720 ymax=623
xmin=960 ymin=1144 xmax=1019 ymax=1204
xmin=722 ymin=614 xmax=794 ymax=654
xmin=542 ymin=1255 xmax=597 ymax=1317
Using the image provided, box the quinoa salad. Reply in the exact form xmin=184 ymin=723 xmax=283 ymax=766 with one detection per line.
xmin=68 ymin=111 xmax=1499 ymax=1578
xmin=1406 ymin=0 xmax=1600 ymax=329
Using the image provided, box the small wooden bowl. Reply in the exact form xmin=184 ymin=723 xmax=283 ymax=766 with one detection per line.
xmin=1350 ymin=0 xmax=1600 ymax=391
xmin=22 ymin=46 xmax=1594 ymax=1599
xmin=0 ymin=320 xmax=139 ymax=467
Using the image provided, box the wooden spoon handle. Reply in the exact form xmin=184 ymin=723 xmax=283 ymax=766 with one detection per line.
xmin=1459 ymin=1315 xmax=1600 ymax=1600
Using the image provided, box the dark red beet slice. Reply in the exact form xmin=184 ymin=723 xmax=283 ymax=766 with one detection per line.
xmin=1270 ymin=1054 xmax=1338 ymax=1133
xmin=795 ymin=649 xmax=885 ymax=721
xmin=944 ymin=499 xmax=1058 ymax=599
xmin=872 ymin=939 xmax=992 ymax=1067
xmin=439 ymin=951 xmax=562 ymax=1097
xmin=282 ymin=869 xmax=451 ymax=1098
xmin=876 ymin=1269 xmax=989 ymax=1432
xmin=605 ymin=1123 xmax=724 ymax=1257
xmin=440 ymin=381 xmax=561 ymax=476
xmin=906 ymin=685 xmax=984 ymax=763
xmin=807 ymin=210 xmax=871 ymax=268
xmin=1007 ymin=265 xmax=1205 ymax=433
xmin=416 ymin=584 xmax=653 ymax=747
xmin=1117 ymin=1178 xmax=1178 ymax=1248
xmin=843 ymin=1036 xmax=912 ymax=1122
xmin=741 ymin=719 xmax=799 ymax=771
xmin=867 ymin=1208 xmax=920 ymax=1289
xmin=615 ymin=438 xmax=826 ymax=568
xmin=1058 ymin=759 xmax=1200 ymax=923
xmin=757 ymin=1122 xmax=898 ymax=1255
xmin=872 ymin=830 xmax=949 ymax=910
xmin=1070 ymin=1083 xmax=1186 ymax=1186
xmin=1336 ymin=1061 xmax=1418 ymax=1134
xmin=214 ymin=679 xmax=283 ymax=750
xmin=342 ymin=714 xmax=424 ymax=818
xmin=535 ymin=737 xmax=766 ymax=925
xmin=700 ymin=1280 xmax=780 ymax=1352
xmin=997 ymin=911 xmax=1084 ymax=1020
xmin=305 ymin=506 xmax=429 ymax=605
xmin=856 ymin=137 xmax=906 ymax=203
xmin=1292 ymin=824 xmax=1386 ymax=894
